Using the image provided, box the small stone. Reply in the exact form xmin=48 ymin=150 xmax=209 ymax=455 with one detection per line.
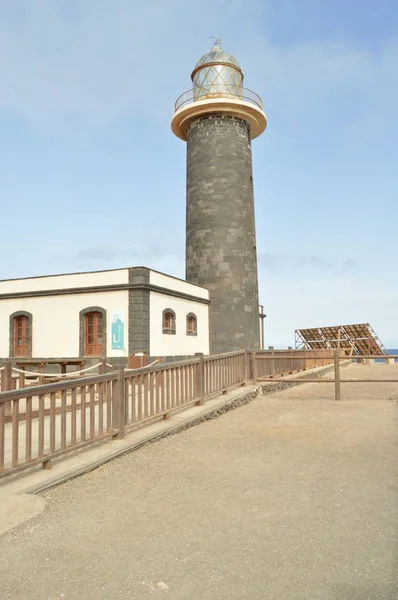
xmin=157 ymin=581 xmax=170 ymax=590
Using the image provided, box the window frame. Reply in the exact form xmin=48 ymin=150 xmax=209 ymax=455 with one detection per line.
xmin=162 ymin=308 xmax=176 ymax=335
xmin=186 ymin=313 xmax=198 ymax=336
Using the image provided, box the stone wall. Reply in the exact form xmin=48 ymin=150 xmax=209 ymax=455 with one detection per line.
xmin=128 ymin=268 xmax=150 ymax=356
xmin=186 ymin=114 xmax=260 ymax=354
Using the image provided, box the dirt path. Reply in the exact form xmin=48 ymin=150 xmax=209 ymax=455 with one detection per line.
xmin=1 ymin=363 xmax=397 ymax=599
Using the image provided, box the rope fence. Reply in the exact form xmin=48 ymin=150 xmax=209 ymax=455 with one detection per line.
xmin=3 ymin=359 xmax=162 ymax=389
xmin=106 ymin=359 xmax=160 ymax=371
xmin=11 ymin=363 xmax=102 ymax=378
xmin=125 ymin=359 xmax=159 ymax=372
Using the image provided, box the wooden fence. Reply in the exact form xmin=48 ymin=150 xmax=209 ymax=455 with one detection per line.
xmin=0 ymin=360 xmax=107 ymax=393
xmin=0 ymin=349 xmax=333 ymax=479
xmin=253 ymin=349 xmax=339 ymax=380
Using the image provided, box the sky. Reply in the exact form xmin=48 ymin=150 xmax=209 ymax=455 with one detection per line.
xmin=1 ymin=0 xmax=397 ymax=348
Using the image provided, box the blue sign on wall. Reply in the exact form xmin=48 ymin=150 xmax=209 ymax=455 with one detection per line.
xmin=111 ymin=312 xmax=125 ymax=350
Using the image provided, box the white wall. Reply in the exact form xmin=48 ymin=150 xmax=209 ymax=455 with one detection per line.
xmin=0 ymin=268 xmax=211 ymax=359
xmin=150 ymin=291 xmax=209 ymax=357
xmin=149 ymin=270 xmax=209 ymax=300
xmin=0 ymin=268 xmax=129 ymax=295
xmin=0 ymin=291 xmax=129 ymax=358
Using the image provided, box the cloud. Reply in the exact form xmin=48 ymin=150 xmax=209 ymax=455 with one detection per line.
xmin=240 ymin=30 xmax=398 ymax=126
xmin=0 ymin=0 xmax=190 ymax=132
xmin=77 ymin=244 xmax=171 ymax=263
xmin=76 ymin=244 xmax=185 ymax=279
xmin=335 ymin=258 xmax=358 ymax=276
xmin=0 ymin=0 xmax=396 ymax=135
xmin=257 ymin=252 xmax=358 ymax=275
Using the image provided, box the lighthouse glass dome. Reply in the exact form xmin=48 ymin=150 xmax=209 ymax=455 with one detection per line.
xmin=192 ymin=41 xmax=243 ymax=101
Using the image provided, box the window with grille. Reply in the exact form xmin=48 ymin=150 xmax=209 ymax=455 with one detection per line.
xmin=162 ymin=309 xmax=176 ymax=334
xmin=186 ymin=314 xmax=197 ymax=336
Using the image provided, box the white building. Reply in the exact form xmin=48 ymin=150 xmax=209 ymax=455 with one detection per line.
xmin=0 ymin=267 xmax=210 ymax=366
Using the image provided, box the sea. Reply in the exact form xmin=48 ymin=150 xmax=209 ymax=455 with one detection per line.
xmin=375 ymin=349 xmax=398 ymax=363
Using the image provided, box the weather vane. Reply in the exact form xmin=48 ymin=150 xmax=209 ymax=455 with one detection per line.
xmin=210 ymin=36 xmax=222 ymax=48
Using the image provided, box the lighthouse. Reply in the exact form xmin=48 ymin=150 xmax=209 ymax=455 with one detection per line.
xmin=171 ymin=40 xmax=267 ymax=354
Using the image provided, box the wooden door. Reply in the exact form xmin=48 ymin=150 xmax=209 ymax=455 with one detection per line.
xmin=14 ymin=316 xmax=30 ymax=357
xmin=85 ymin=312 xmax=103 ymax=356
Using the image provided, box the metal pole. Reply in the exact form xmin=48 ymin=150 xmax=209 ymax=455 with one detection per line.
xmin=334 ymin=350 xmax=341 ymax=401
xmin=259 ymin=306 xmax=265 ymax=351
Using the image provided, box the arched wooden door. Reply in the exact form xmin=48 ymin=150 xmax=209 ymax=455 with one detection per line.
xmin=84 ymin=311 xmax=104 ymax=356
xmin=14 ymin=315 xmax=30 ymax=357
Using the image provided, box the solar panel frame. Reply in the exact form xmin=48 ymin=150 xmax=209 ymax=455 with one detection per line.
xmin=295 ymin=323 xmax=386 ymax=356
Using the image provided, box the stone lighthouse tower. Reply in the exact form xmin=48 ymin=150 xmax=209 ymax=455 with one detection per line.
xmin=171 ymin=40 xmax=267 ymax=354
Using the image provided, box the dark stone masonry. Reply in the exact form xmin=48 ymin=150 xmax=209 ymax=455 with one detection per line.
xmin=128 ymin=268 xmax=150 ymax=357
xmin=186 ymin=114 xmax=260 ymax=354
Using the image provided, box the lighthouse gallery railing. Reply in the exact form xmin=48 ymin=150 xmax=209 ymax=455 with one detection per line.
xmin=174 ymin=85 xmax=264 ymax=112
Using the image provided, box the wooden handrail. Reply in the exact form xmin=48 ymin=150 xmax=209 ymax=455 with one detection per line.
xmin=0 ymin=371 xmax=117 ymax=404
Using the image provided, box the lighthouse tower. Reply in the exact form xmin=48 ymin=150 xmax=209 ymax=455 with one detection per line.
xmin=171 ymin=40 xmax=267 ymax=354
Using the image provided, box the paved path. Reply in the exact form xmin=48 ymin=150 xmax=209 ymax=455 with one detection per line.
xmin=1 ymin=363 xmax=398 ymax=599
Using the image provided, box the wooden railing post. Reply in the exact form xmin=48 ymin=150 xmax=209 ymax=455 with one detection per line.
xmin=1 ymin=364 xmax=5 ymax=392
xmin=334 ymin=350 xmax=341 ymax=401
xmin=269 ymin=346 xmax=275 ymax=378
xmin=39 ymin=364 xmax=45 ymax=385
xmin=112 ymin=367 xmax=125 ymax=439
xmin=251 ymin=352 xmax=257 ymax=384
xmin=99 ymin=358 xmax=107 ymax=374
xmin=242 ymin=350 xmax=248 ymax=386
xmin=195 ymin=355 xmax=205 ymax=406
xmin=18 ymin=370 xmax=25 ymax=390
xmin=288 ymin=346 xmax=293 ymax=374
xmin=3 ymin=361 xmax=12 ymax=415
xmin=3 ymin=361 xmax=11 ymax=391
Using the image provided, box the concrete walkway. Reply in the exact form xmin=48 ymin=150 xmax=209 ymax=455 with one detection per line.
xmin=0 ymin=363 xmax=397 ymax=599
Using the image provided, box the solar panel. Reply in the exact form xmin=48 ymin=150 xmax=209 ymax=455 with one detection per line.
xmin=295 ymin=323 xmax=386 ymax=356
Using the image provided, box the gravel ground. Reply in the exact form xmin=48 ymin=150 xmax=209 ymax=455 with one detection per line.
xmin=1 ymin=363 xmax=398 ymax=600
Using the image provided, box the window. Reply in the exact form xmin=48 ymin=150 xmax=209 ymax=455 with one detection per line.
xmin=14 ymin=316 xmax=30 ymax=356
xmin=10 ymin=311 xmax=32 ymax=357
xmin=162 ymin=309 xmax=176 ymax=335
xmin=84 ymin=311 xmax=104 ymax=356
xmin=186 ymin=313 xmax=197 ymax=336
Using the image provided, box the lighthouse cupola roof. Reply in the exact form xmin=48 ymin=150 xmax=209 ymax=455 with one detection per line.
xmin=193 ymin=39 xmax=241 ymax=73
xmin=191 ymin=39 xmax=244 ymax=100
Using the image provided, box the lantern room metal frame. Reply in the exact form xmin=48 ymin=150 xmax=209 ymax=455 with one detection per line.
xmin=171 ymin=41 xmax=267 ymax=141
